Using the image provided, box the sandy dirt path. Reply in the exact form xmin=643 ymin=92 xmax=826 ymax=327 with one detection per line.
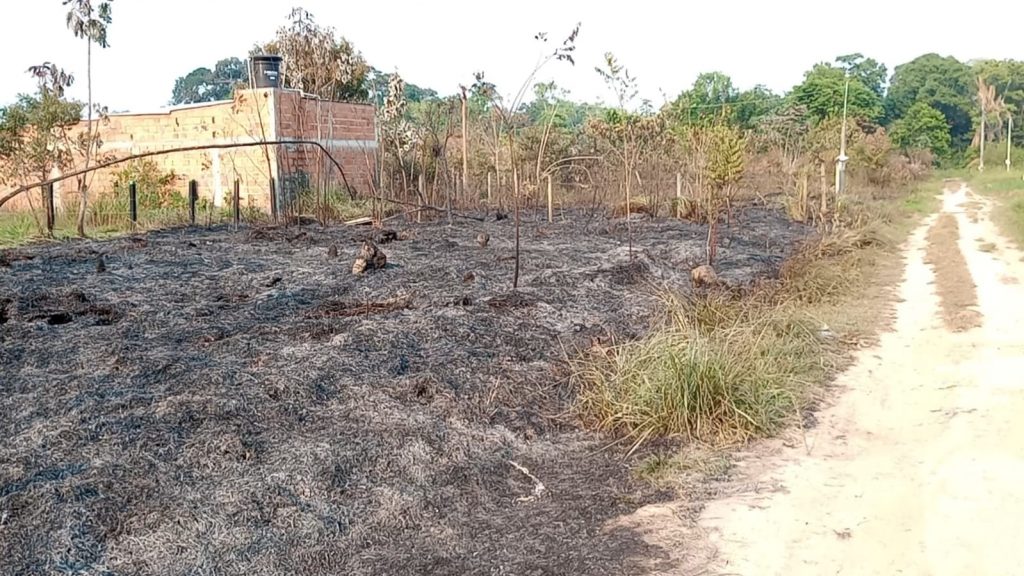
xmin=690 ymin=183 xmax=1024 ymax=575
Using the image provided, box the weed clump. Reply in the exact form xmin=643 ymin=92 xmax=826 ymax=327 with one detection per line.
xmin=572 ymin=290 xmax=822 ymax=449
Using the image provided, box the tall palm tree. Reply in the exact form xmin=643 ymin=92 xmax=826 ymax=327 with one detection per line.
xmin=63 ymin=0 xmax=113 ymax=237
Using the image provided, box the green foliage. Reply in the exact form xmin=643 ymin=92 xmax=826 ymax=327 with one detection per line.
xmin=110 ymin=159 xmax=182 ymax=210
xmin=0 ymin=213 xmax=39 ymax=247
xmin=890 ymin=102 xmax=951 ymax=158
xmin=595 ymin=52 xmax=639 ymax=110
xmin=754 ymin=103 xmax=811 ymax=155
xmin=886 ymin=54 xmax=974 ymax=148
xmin=0 ymin=90 xmax=83 ymax=186
xmin=171 ymin=58 xmax=249 ymax=105
xmin=667 ymin=73 xmax=781 ymax=130
xmin=708 ymin=124 xmax=745 ymax=188
xmin=806 ymin=115 xmax=863 ymax=162
xmin=791 ymin=63 xmax=883 ymax=125
xmin=668 ymin=72 xmax=736 ymax=126
xmin=835 ymin=53 xmax=888 ymax=99
xmin=732 ymin=85 xmax=783 ymax=131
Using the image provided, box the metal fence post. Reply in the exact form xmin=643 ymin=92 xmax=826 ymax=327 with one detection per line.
xmin=44 ymin=183 xmax=55 ymax=234
xmin=270 ymin=178 xmax=278 ymax=223
xmin=128 ymin=181 xmax=138 ymax=230
xmin=233 ymin=179 xmax=241 ymax=226
xmin=188 ymin=180 xmax=198 ymax=225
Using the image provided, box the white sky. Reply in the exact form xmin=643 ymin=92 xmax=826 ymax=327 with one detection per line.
xmin=2 ymin=0 xmax=1020 ymax=112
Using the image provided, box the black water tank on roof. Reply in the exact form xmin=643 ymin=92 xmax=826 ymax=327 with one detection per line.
xmin=251 ymin=55 xmax=283 ymax=89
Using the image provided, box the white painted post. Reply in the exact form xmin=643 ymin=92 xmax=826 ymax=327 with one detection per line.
xmin=546 ymin=174 xmax=553 ymax=223
xmin=1007 ymin=115 xmax=1013 ymax=172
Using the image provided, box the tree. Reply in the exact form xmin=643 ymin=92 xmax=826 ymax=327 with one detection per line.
xmin=805 ymin=116 xmax=864 ymax=223
xmin=365 ymin=68 xmax=439 ymax=108
xmin=886 ymin=54 xmax=974 ymax=149
xmin=835 ymin=53 xmax=887 ymax=99
xmin=705 ymin=123 xmax=745 ymax=263
xmin=171 ymin=57 xmax=249 ymax=105
xmin=668 ymin=72 xmax=738 ymax=127
xmin=889 ymin=101 xmax=951 ymax=159
xmin=254 ymin=8 xmax=370 ymax=102
xmin=733 ymin=85 xmax=782 ymax=131
xmin=592 ymin=53 xmax=666 ymax=259
xmin=791 ymin=63 xmax=883 ymax=125
xmin=63 ymin=0 xmax=113 ymax=237
xmin=0 ymin=65 xmax=84 ymax=236
xmin=972 ymin=59 xmax=1024 ymax=147
xmin=473 ymin=25 xmax=579 ymax=289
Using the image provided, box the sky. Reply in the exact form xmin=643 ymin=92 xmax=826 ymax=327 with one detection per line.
xmin=2 ymin=0 xmax=1021 ymax=113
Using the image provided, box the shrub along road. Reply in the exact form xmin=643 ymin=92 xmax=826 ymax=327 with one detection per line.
xmin=677 ymin=182 xmax=1024 ymax=575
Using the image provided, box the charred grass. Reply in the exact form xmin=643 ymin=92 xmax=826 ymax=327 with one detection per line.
xmin=0 ymin=205 xmax=807 ymax=575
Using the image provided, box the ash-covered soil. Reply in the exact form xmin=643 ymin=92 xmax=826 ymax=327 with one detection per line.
xmin=0 ymin=205 xmax=808 ymax=576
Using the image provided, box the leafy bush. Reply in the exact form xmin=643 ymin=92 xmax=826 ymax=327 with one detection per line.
xmin=110 ymin=159 xmax=184 ymax=210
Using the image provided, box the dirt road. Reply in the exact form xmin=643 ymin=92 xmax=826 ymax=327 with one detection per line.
xmin=691 ymin=183 xmax=1024 ymax=575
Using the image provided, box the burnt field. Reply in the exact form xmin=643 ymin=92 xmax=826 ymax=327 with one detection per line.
xmin=0 ymin=204 xmax=809 ymax=575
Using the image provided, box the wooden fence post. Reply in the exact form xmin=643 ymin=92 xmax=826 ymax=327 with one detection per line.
xmin=44 ymin=183 xmax=55 ymax=235
xmin=188 ymin=180 xmax=198 ymax=225
xmin=269 ymin=178 xmax=278 ymax=223
xmin=233 ymin=180 xmax=241 ymax=226
xmin=128 ymin=181 xmax=138 ymax=230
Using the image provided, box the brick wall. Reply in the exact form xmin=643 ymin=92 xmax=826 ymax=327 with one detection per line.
xmin=275 ymin=91 xmax=377 ymax=205
xmin=95 ymin=89 xmax=278 ymax=211
xmin=1 ymin=88 xmax=378 ymax=215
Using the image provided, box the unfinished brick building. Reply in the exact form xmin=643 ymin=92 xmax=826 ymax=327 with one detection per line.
xmin=2 ymin=62 xmax=377 ymax=214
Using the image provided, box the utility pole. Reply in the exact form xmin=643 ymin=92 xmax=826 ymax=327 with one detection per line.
xmin=1008 ymin=114 xmax=1014 ymax=172
xmin=835 ymin=74 xmax=850 ymax=197
xmin=980 ymin=101 xmax=986 ymax=172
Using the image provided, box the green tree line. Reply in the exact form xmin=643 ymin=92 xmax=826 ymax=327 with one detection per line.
xmin=167 ymin=11 xmax=1021 ymax=168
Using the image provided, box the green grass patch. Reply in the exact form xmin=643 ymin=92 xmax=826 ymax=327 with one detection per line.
xmin=994 ymin=194 xmax=1024 ymax=247
xmin=902 ymin=176 xmax=947 ymax=216
xmin=951 ymin=168 xmax=1024 ymax=247
xmin=572 ymin=290 xmax=824 ymax=450
xmin=968 ymin=169 xmax=1024 ymax=195
xmin=0 ymin=212 xmax=42 ymax=248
